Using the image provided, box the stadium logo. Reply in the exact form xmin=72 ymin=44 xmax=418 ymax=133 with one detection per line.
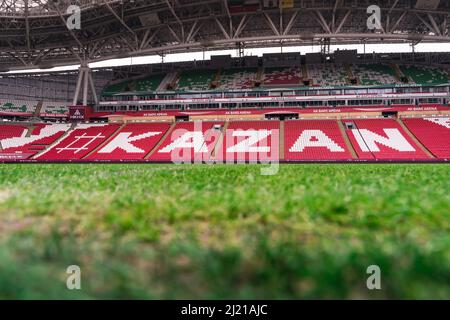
xmin=66 ymin=265 xmax=81 ymax=290
xmin=70 ymin=107 xmax=85 ymax=120
xmin=66 ymin=5 xmax=81 ymax=30
xmin=367 ymin=5 xmax=382 ymax=30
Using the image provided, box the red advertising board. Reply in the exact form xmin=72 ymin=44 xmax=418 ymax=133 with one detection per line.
xmin=69 ymin=105 xmax=92 ymax=121
xmin=90 ymin=104 xmax=450 ymax=119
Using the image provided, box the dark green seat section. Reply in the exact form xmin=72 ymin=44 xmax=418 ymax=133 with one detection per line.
xmin=177 ymin=69 xmax=217 ymax=91
xmin=400 ymin=65 xmax=449 ymax=85
xmin=354 ymin=64 xmax=398 ymax=86
xmin=0 ymin=100 xmax=37 ymax=113
xmin=102 ymin=74 xmax=165 ymax=96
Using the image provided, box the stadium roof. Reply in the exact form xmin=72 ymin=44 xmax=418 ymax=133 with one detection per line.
xmin=1 ymin=0 xmax=450 ymax=72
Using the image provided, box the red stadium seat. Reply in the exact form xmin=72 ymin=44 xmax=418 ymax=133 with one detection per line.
xmin=86 ymin=123 xmax=171 ymax=160
xmin=37 ymin=124 xmax=119 ymax=160
xmin=215 ymin=121 xmax=280 ymax=163
xmin=0 ymin=124 xmax=70 ymax=158
xmin=284 ymin=120 xmax=352 ymax=160
xmin=346 ymin=119 xmax=428 ymax=160
xmin=149 ymin=121 xmax=224 ymax=162
xmin=402 ymin=117 xmax=450 ymax=159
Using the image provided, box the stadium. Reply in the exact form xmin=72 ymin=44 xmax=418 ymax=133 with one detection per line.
xmin=0 ymin=0 xmax=449 ymax=300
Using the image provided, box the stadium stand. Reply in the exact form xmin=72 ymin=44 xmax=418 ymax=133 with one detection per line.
xmin=216 ymin=120 xmax=280 ymax=162
xmin=87 ymin=123 xmax=171 ymax=160
xmin=345 ymin=119 xmax=428 ymax=160
xmin=352 ymin=64 xmax=398 ymax=86
xmin=176 ymin=70 xmax=217 ymax=91
xmin=149 ymin=121 xmax=223 ymax=162
xmin=102 ymin=74 xmax=164 ymax=96
xmin=0 ymin=124 xmax=28 ymax=141
xmin=284 ymin=120 xmax=353 ymax=160
xmin=219 ymin=68 xmax=257 ymax=89
xmin=40 ymin=102 xmax=70 ymax=117
xmin=101 ymin=81 xmax=131 ymax=96
xmin=308 ymin=64 xmax=348 ymax=86
xmin=0 ymin=99 xmax=37 ymax=115
xmin=262 ymin=67 xmax=302 ymax=87
xmin=36 ymin=124 xmax=120 ymax=160
xmin=402 ymin=117 xmax=450 ymax=159
xmin=134 ymin=74 xmax=165 ymax=92
xmin=0 ymin=116 xmax=449 ymax=162
xmin=399 ymin=65 xmax=449 ymax=85
xmin=0 ymin=124 xmax=71 ymax=157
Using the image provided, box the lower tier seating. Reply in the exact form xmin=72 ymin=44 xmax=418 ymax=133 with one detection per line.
xmin=0 ymin=117 xmax=447 ymax=161
xmin=87 ymin=123 xmax=171 ymax=160
xmin=284 ymin=120 xmax=352 ymax=160
xmin=345 ymin=119 xmax=428 ymax=160
xmin=215 ymin=121 xmax=280 ymax=162
xmin=36 ymin=124 xmax=120 ymax=160
xmin=149 ymin=121 xmax=224 ymax=162
xmin=402 ymin=117 xmax=450 ymax=159
xmin=0 ymin=124 xmax=71 ymax=159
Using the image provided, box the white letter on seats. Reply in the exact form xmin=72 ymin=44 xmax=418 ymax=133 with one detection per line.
xmin=159 ymin=132 xmax=208 ymax=153
xmin=226 ymin=130 xmax=271 ymax=153
xmin=289 ymin=130 xmax=344 ymax=152
xmin=98 ymin=132 xmax=161 ymax=153
xmin=352 ymin=129 xmax=415 ymax=152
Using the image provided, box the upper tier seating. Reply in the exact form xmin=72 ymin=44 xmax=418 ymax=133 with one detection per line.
xmin=40 ymin=102 xmax=70 ymax=117
xmin=262 ymin=67 xmax=302 ymax=87
xmin=345 ymin=118 xmax=428 ymax=160
xmin=215 ymin=120 xmax=280 ymax=162
xmin=402 ymin=117 xmax=450 ymax=159
xmin=133 ymin=74 xmax=165 ymax=92
xmin=284 ymin=120 xmax=352 ymax=160
xmin=101 ymin=82 xmax=131 ymax=96
xmin=353 ymin=64 xmax=398 ymax=86
xmin=219 ymin=68 xmax=257 ymax=89
xmin=149 ymin=121 xmax=223 ymax=162
xmin=36 ymin=124 xmax=119 ymax=160
xmin=177 ymin=70 xmax=217 ymax=91
xmin=400 ymin=65 xmax=448 ymax=85
xmin=0 ymin=99 xmax=37 ymax=115
xmin=308 ymin=64 xmax=348 ymax=86
xmin=86 ymin=123 xmax=171 ymax=160
xmin=102 ymin=74 xmax=164 ymax=95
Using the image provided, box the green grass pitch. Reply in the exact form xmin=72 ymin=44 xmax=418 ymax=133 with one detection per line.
xmin=0 ymin=164 xmax=449 ymax=299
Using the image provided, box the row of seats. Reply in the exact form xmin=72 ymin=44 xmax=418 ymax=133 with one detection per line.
xmin=400 ymin=65 xmax=448 ymax=86
xmin=403 ymin=117 xmax=450 ymax=159
xmin=346 ymin=119 xmax=428 ymax=159
xmin=40 ymin=102 xmax=70 ymax=116
xmin=352 ymin=64 xmax=398 ymax=86
xmin=0 ymin=100 xmax=70 ymax=117
xmin=308 ymin=64 xmax=348 ymax=87
xmin=262 ymin=67 xmax=302 ymax=86
xmin=0 ymin=99 xmax=37 ymax=114
xmin=100 ymin=64 xmax=450 ymax=94
xmin=0 ymin=118 xmax=448 ymax=160
xmin=285 ymin=120 xmax=352 ymax=160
